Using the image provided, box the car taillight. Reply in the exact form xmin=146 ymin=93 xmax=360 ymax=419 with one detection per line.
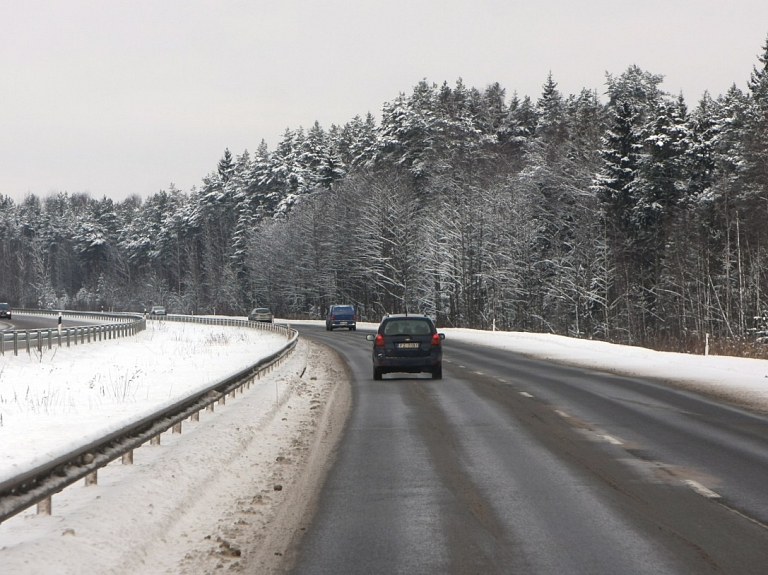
xmin=431 ymin=333 xmax=441 ymax=346
xmin=353 ymin=314 xmax=356 ymax=321
xmin=330 ymin=314 xmax=335 ymax=320
xmin=374 ymin=334 xmax=385 ymax=347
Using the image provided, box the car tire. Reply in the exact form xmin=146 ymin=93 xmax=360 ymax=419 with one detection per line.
xmin=432 ymin=363 xmax=443 ymax=380
xmin=373 ymin=367 xmax=383 ymax=380
xmin=350 ymin=326 xmax=356 ymax=331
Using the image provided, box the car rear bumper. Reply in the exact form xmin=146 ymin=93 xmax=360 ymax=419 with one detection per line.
xmin=329 ymin=320 xmax=355 ymax=327
xmin=372 ymin=352 xmax=441 ymax=370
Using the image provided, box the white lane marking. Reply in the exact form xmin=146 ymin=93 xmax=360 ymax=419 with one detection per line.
xmin=475 ymin=371 xmax=484 ymax=375
xmin=497 ymin=378 xmax=507 ymax=383
xmin=598 ymin=434 xmax=623 ymax=445
xmin=459 ymin=365 xmax=466 ymax=369
xmin=520 ymin=392 xmax=534 ymax=398
xmin=555 ymin=410 xmax=570 ymax=418
xmin=684 ymin=480 xmax=721 ymax=499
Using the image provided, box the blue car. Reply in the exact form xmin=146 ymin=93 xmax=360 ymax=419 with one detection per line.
xmin=326 ymin=305 xmax=356 ymax=331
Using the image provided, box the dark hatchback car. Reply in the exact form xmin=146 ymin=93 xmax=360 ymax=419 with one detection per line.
xmin=0 ymin=303 xmax=10 ymax=319
xmin=366 ymin=314 xmax=445 ymax=380
xmin=326 ymin=304 xmax=356 ymax=331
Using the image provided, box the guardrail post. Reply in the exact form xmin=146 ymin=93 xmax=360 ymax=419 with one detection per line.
xmin=37 ymin=497 xmax=52 ymax=516
xmin=150 ymin=435 xmax=161 ymax=446
xmin=47 ymin=329 xmax=52 ymax=350
xmin=191 ymin=411 xmax=200 ymax=422
xmin=85 ymin=471 xmax=97 ymax=486
xmin=14 ymin=332 xmax=18 ymax=355
xmin=26 ymin=331 xmax=31 ymax=354
xmin=122 ymin=450 xmax=133 ymax=465
xmin=172 ymin=422 xmax=182 ymax=434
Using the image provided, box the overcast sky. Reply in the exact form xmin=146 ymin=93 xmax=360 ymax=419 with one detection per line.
xmin=2 ymin=1 xmax=768 ymax=204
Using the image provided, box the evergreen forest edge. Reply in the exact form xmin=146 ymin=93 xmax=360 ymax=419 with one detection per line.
xmin=4 ymin=36 xmax=768 ymax=356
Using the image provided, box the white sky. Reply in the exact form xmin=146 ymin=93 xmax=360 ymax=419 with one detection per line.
xmin=2 ymin=1 xmax=768 ymax=204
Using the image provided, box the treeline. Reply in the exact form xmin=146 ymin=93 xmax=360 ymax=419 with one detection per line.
xmin=2 ymin=37 xmax=768 ymax=350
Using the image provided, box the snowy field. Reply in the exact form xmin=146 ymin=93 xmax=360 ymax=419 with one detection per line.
xmin=0 ymin=319 xmax=290 ymax=487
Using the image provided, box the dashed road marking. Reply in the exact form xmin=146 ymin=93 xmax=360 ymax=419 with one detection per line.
xmin=555 ymin=410 xmax=570 ymax=418
xmin=598 ymin=434 xmax=623 ymax=445
xmin=475 ymin=371 xmax=484 ymax=375
xmin=684 ymin=480 xmax=721 ymax=499
xmin=520 ymin=392 xmax=533 ymax=398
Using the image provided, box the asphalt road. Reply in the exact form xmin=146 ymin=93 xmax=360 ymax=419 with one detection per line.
xmin=1 ymin=312 xmax=106 ymax=331
xmin=285 ymin=324 xmax=768 ymax=575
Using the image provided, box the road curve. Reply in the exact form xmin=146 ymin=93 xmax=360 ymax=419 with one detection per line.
xmin=285 ymin=324 xmax=768 ymax=575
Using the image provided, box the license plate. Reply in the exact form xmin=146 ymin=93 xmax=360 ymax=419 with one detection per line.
xmin=397 ymin=342 xmax=420 ymax=349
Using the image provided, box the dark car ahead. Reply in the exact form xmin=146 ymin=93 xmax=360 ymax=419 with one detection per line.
xmin=0 ymin=303 xmax=10 ymax=319
xmin=366 ymin=314 xmax=445 ymax=380
xmin=326 ymin=304 xmax=356 ymax=331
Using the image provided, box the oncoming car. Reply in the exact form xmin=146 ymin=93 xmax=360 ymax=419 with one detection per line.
xmin=248 ymin=307 xmax=274 ymax=323
xmin=149 ymin=306 xmax=166 ymax=316
xmin=366 ymin=314 xmax=445 ymax=380
xmin=0 ymin=303 xmax=11 ymax=319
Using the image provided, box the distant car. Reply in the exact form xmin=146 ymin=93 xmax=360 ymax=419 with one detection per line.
xmin=366 ymin=314 xmax=445 ymax=380
xmin=149 ymin=306 xmax=166 ymax=316
xmin=326 ymin=304 xmax=356 ymax=331
xmin=0 ymin=303 xmax=10 ymax=319
xmin=248 ymin=307 xmax=274 ymax=323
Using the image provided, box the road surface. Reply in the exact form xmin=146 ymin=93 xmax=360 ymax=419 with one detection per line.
xmin=285 ymin=323 xmax=768 ymax=575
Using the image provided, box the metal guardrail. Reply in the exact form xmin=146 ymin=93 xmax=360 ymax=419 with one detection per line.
xmin=1 ymin=309 xmax=145 ymax=356
xmin=0 ymin=314 xmax=298 ymax=523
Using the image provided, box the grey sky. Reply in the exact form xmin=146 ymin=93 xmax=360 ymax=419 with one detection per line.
xmin=2 ymin=1 xmax=768 ymax=204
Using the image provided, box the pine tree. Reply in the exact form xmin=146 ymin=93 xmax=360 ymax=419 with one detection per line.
xmin=217 ymin=148 xmax=234 ymax=182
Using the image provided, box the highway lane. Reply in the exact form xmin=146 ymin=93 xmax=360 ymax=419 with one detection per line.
xmin=1 ymin=312 xmax=106 ymax=331
xmin=283 ymin=324 xmax=768 ymax=574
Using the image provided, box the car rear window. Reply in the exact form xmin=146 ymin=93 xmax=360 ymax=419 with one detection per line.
xmin=254 ymin=308 xmax=270 ymax=313
xmin=383 ymin=319 xmax=432 ymax=336
xmin=0 ymin=303 xmax=9 ymax=309
xmin=333 ymin=306 xmax=354 ymax=313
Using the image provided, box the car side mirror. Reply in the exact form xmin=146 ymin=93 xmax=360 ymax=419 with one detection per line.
xmin=439 ymin=333 xmax=445 ymax=340
xmin=366 ymin=334 xmax=375 ymax=341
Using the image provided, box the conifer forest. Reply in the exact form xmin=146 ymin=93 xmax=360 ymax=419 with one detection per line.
xmin=3 ymin=37 xmax=768 ymax=352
